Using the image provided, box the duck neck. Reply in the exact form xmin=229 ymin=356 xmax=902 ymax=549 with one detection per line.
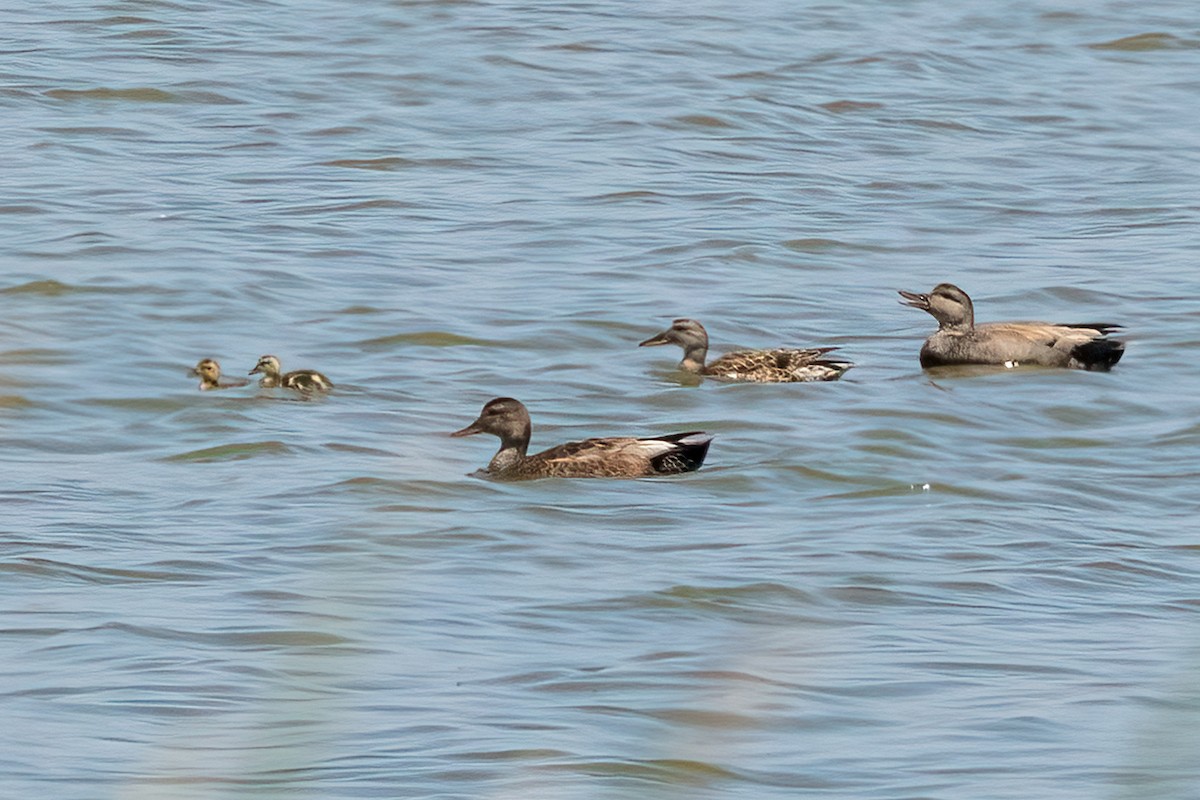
xmin=488 ymin=426 xmax=531 ymax=473
xmin=940 ymin=315 xmax=973 ymax=333
xmin=678 ymin=342 xmax=708 ymax=373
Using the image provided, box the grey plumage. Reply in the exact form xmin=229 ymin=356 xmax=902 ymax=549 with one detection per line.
xmin=899 ymin=283 xmax=1124 ymax=371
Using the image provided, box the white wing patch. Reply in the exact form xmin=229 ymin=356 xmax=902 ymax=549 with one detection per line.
xmin=631 ymin=439 xmax=679 ymax=458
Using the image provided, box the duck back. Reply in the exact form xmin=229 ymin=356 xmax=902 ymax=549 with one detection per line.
xmin=504 ymin=432 xmax=713 ymax=479
xmin=283 ymin=370 xmax=334 ymax=392
xmin=705 ymin=348 xmax=851 ymax=383
xmin=920 ymin=321 xmax=1124 ymax=371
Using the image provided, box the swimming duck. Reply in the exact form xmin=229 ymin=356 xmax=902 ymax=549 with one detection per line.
xmin=639 ymin=318 xmax=852 ymax=382
xmin=189 ymin=358 xmax=248 ymax=391
xmin=898 ymin=283 xmax=1124 ymax=371
xmin=249 ymin=355 xmax=334 ymax=391
xmin=451 ymin=397 xmax=714 ymax=480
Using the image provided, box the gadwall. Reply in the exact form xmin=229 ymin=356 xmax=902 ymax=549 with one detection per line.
xmin=899 ymin=283 xmax=1124 ymax=371
xmin=249 ymin=355 xmax=334 ymax=392
xmin=639 ymin=318 xmax=852 ymax=382
xmin=451 ymin=397 xmax=714 ymax=480
xmin=189 ymin=358 xmax=248 ymax=391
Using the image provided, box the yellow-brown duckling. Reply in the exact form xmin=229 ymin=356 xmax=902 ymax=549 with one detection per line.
xmin=249 ymin=355 xmax=334 ymax=392
xmin=189 ymin=358 xmax=248 ymax=391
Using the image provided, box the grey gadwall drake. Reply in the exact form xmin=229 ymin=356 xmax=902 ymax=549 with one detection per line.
xmin=899 ymin=283 xmax=1124 ymax=371
xmin=451 ymin=397 xmax=713 ymax=480
xmin=639 ymin=318 xmax=852 ymax=382
xmin=250 ymin=355 xmax=334 ymax=392
xmin=189 ymin=358 xmax=248 ymax=391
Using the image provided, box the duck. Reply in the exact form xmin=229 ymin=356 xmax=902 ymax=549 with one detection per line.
xmin=451 ymin=397 xmax=714 ymax=480
xmin=249 ymin=355 xmax=334 ymax=391
xmin=898 ymin=283 xmax=1124 ymax=371
xmin=639 ymin=318 xmax=852 ymax=382
xmin=189 ymin=358 xmax=248 ymax=391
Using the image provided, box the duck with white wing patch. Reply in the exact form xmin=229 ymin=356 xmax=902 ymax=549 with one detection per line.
xmin=452 ymin=397 xmax=713 ymax=480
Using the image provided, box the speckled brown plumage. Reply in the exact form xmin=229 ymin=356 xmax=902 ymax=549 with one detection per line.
xmin=899 ymin=283 xmax=1124 ymax=371
xmin=639 ymin=318 xmax=852 ymax=382
xmin=451 ymin=397 xmax=713 ymax=480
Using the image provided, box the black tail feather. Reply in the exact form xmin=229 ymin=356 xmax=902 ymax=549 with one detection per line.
xmin=649 ymin=432 xmax=713 ymax=474
xmin=1071 ymin=338 xmax=1125 ymax=371
xmin=1066 ymin=322 xmax=1124 ymax=336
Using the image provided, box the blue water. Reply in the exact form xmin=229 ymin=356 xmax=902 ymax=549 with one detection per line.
xmin=3 ymin=1 xmax=1200 ymax=797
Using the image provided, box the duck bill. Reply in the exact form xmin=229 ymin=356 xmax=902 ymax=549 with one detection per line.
xmin=898 ymin=290 xmax=930 ymax=310
xmin=248 ymin=365 xmax=262 ymax=376
xmin=639 ymin=330 xmax=672 ymax=347
xmin=451 ymin=419 xmax=484 ymax=438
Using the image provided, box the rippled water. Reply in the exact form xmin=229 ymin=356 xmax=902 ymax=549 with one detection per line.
xmin=4 ymin=1 xmax=1200 ymax=797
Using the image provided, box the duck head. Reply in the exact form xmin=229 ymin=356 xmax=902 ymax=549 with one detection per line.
xmin=190 ymin=358 xmax=222 ymax=389
xmin=452 ymin=397 xmax=533 ymax=455
xmin=899 ymin=283 xmax=974 ymax=330
xmin=639 ymin=318 xmax=710 ymax=371
xmin=250 ymin=355 xmax=281 ymax=377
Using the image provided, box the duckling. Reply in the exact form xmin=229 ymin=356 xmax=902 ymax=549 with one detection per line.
xmin=451 ymin=397 xmax=713 ymax=480
xmin=639 ymin=318 xmax=852 ymax=382
xmin=189 ymin=358 xmax=248 ymax=391
xmin=899 ymin=283 xmax=1124 ymax=371
xmin=249 ymin=355 xmax=334 ymax=392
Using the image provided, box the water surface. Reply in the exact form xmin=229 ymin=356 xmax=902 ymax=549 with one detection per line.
xmin=4 ymin=1 xmax=1200 ymax=798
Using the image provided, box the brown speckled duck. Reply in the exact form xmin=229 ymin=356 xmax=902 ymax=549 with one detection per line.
xmin=250 ymin=355 xmax=334 ymax=392
xmin=189 ymin=358 xmax=248 ymax=391
xmin=451 ymin=397 xmax=713 ymax=480
xmin=639 ymin=318 xmax=852 ymax=382
xmin=899 ymin=283 xmax=1124 ymax=371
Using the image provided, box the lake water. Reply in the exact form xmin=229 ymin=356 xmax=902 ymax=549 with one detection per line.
xmin=4 ymin=1 xmax=1200 ymax=797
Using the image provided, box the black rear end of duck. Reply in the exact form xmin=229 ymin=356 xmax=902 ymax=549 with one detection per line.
xmin=649 ymin=432 xmax=714 ymax=475
xmin=1070 ymin=337 xmax=1125 ymax=371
